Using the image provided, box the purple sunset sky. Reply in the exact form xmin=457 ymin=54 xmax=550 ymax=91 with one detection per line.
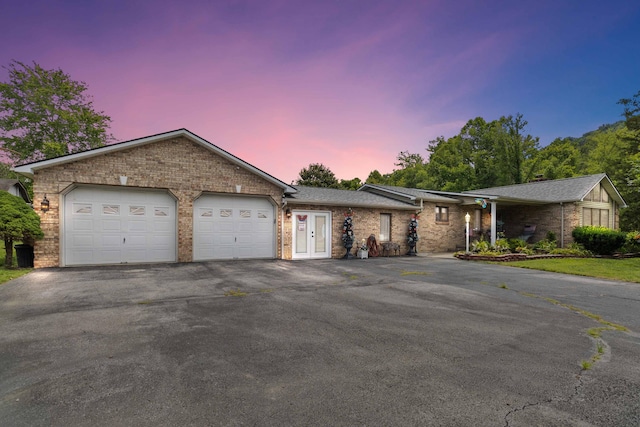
xmin=2 ymin=0 xmax=639 ymax=183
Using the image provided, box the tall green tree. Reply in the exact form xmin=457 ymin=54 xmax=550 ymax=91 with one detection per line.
xmin=0 ymin=192 xmax=43 ymax=267
xmin=295 ymin=163 xmax=340 ymax=188
xmin=618 ymin=90 xmax=640 ymax=131
xmin=533 ymin=137 xmax=581 ymax=180
xmin=338 ymin=177 xmax=362 ymax=190
xmin=0 ymin=60 xmax=113 ymax=164
xmin=492 ymin=113 xmax=540 ymax=185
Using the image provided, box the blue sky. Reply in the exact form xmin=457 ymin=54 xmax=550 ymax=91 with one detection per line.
xmin=1 ymin=0 xmax=639 ymax=182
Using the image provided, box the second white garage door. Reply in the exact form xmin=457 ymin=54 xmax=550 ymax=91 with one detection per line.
xmin=193 ymin=195 xmax=276 ymax=260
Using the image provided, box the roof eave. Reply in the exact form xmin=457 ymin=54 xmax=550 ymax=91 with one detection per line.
xmin=12 ymin=129 xmax=297 ymax=193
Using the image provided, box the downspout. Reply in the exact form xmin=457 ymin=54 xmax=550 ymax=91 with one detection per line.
xmin=560 ymin=202 xmax=564 ymax=248
xmin=490 ymin=201 xmax=497 ymax=246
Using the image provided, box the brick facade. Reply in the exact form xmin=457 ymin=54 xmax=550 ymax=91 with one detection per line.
xmin=32 ymin=136 xmax=283 ymax=267
xmin=496 ymin=203 xmax=580 ymax=246
xmin=281 ymin=201 xmax=465 ymax=259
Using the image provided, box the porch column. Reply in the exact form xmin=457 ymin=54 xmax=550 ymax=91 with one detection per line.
xmin=491 ymin=201 xmax=497 ymax=246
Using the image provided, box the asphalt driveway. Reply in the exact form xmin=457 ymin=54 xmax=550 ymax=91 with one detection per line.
xmin=1 ymin=256 xmax=639 ymax=426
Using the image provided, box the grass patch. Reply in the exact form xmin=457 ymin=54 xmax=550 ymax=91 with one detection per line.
xmin=400 ymin=270 xmax=431 ymax=276
xmin=137 ymin=300 xmax=153 ymax=305
xmin=504 ymin=257 xmax=640 ymax=283
xmin=224 ymin=289 xmax=248 ymax=297
xmin=581 ymin=360 xmax=592 ymax=371
xmin=498 ymin=283 xmax=509 ymax=289
xmin=0 ymin=244 xmax=32 ymax=285
xmin=342 ymin=272 xmax=358 ymax=280
xmin=260 ymin=288 xmax=274 ymax=293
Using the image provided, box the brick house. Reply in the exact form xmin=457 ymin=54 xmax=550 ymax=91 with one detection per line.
xmin=360 ymin=173 xmax=627 ymax=249
xmin=12 ymin=129 xmax=627 ymax=267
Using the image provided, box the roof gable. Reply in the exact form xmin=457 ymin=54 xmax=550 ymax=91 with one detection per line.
xmin=12 ymin=129 xmax=296 ymax=194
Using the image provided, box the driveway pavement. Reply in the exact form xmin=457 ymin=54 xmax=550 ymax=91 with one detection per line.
xmin=1 ymin=256 xmax=639 ymax=426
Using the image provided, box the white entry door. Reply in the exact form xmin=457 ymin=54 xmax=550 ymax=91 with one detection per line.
xmin=63 ymin=186 xmax=177 ymax=266
xmin=292 ymin=211 xmax=331 ymax=259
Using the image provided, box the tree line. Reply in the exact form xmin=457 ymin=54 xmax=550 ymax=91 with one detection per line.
xmin=297 ymin=93 xmax=640 ymax=231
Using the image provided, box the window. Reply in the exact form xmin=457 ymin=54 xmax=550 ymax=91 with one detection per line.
xmin=583 ymin=208 xmax=611 ymax=227
xmin=435 ymin=206 xmax=449 ymax=223
xmin=380 ymin=214 xmax=391 ymax=242
xmin=102 ymin=205 xmax=120 ymax=215
xmin=154 ymin=207 xmax=169 ymax=217
xmin=129 ymin=206 xmax=145 ymax=216
xmin=73 ymin=203 xmax=92 ymax=214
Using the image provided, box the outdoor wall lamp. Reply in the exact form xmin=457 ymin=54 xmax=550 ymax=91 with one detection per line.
xmin=41 ymin=194 xmax=50 ymax=213
xmin=286 ymin=208 xmax=292 ymax=219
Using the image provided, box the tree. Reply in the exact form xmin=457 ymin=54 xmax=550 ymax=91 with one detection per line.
xmin=0 ymin=60 xmax=113 ymax=164
xmin=533 ymin=137 xmax=581 ymax=180
xmin=618 ymin=90 xmax=640 ymax=131
xmin=339 ymin=177 xmax=362 ymax=190
xmin=0 ymin=191 xmax=43 ymax=267
xmin=295 ymin=163 xmax=340 ymax=188
xmin=365 ymin=170 xmax=387 ymax=185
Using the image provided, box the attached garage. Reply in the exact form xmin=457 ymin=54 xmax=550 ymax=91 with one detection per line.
xmin=193 ymin=194 xmax=276 ymax=260
xmin=63 ymin=186 xmax=177 ymax=266
xmin=12 ymin=129 xmax=295 ymax=268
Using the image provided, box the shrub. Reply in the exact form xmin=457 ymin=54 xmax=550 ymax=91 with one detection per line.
xmin=493 ymin=238 xmax=510 ymax=252
xmin=507 ymin=238 xmax=527 ymax=252
xmin=546 ymin=231 xmax=557 ymax=242
xmin=619 ymin=231 xmax=640 ymax=254
xmin=471 ymin=240 xmax=490 ymax=253
xmin=571 ymin=226 xmax=626 ymax=255
xmin=534 ymin=239 xmax=557 ymax=253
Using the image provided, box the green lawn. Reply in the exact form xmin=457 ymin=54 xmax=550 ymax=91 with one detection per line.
xmin=504 ymin=257 xmax=640 ymax=283
xmin=0 ymin=243 xmax=32 ymax=284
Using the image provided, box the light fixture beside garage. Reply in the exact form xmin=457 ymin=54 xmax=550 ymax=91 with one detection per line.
xmin=286 ymin=208 xmax=292 ymax=219
xmin=41 ymin=194 xmax=50 ymax=212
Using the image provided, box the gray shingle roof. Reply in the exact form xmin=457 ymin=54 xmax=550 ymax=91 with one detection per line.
xmin=359 ymin=184 xmax=462 ymax=203
xmin=287 ymin=186 xmax=417 ymax=209
xmin=465 ymin=173 xmax=626 ymax=205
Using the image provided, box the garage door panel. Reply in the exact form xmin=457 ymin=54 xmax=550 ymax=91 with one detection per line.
xmin=64 ymin=187 xmax=176 ymax=266
xmin=128 ymin=220 xmax=148 ymax=232
xmin=71 ymin=219 xmax=94 ymax=232
xmin=102 ymin=220 xmax=121 ymax=231
xmin=193 ymin=195 xmax=275 ymax=261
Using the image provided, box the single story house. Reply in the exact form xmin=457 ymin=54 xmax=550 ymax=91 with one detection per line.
xmin=12 ymin=129 xmax=626 ymax=267
xmin=0 ymin=178 xmax=31 ymax=203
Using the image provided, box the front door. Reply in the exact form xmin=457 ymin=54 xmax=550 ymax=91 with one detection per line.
xmin=292 ymin=211 xmax=331 ymax=259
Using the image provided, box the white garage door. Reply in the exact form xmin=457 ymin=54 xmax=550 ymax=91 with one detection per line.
xmin=64 ymin=187 xmax=176 ymax=266
xmin=193 ymin=195 xmax=275 ymax=260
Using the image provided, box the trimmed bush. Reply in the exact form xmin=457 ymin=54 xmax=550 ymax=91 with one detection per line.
xmin=620 ymin=231 xmax=640 ymax=254
xmin=571 ymin=226 xmax=626 ymax=255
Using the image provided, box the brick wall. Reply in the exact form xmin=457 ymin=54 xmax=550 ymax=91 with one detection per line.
xmin=32 ymin=136 xmax=284 ymax=267
xmin=282 ymin=204 xmax=419 ymax=259
xmin=282 ymin=202 xmax=465 ymax=258
xmin=497 ymin=203 xmax=579 ymax=247
xmin=418 ymin=202 xmax=466 ymax=252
